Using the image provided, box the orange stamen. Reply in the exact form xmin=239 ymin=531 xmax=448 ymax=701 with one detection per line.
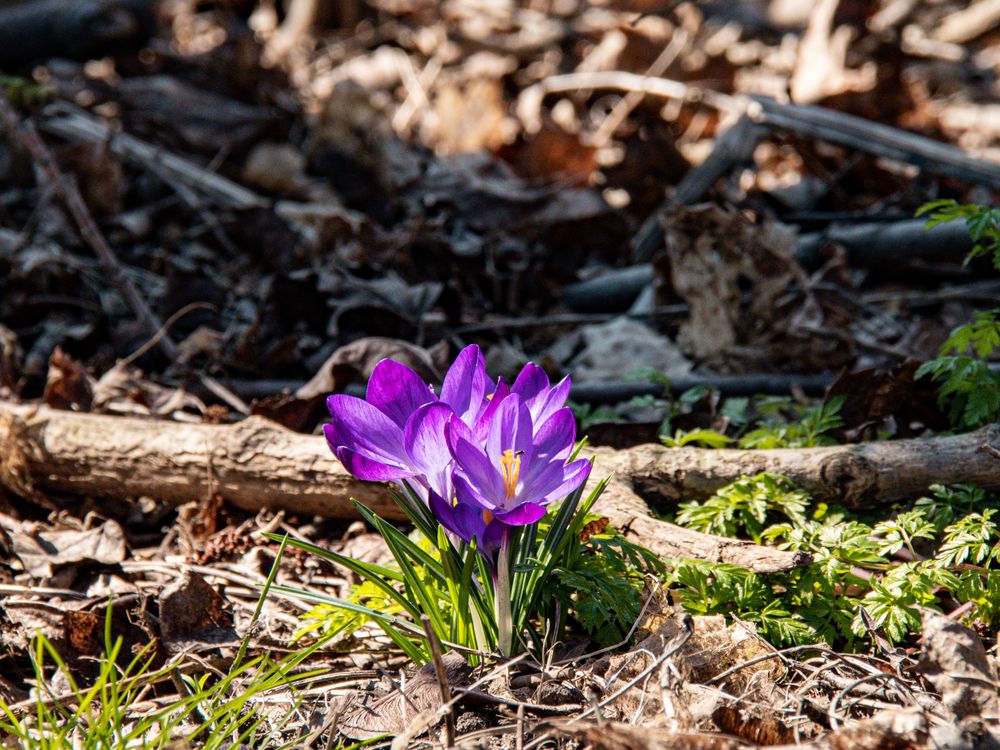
xmin=499 ymin=448 xmax=521 ymax=501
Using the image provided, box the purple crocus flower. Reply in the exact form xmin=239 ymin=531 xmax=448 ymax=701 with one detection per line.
xmin=447 ymin=394 xmax=591 ymax=526
xmin=324 ymin=344 xmax=497 ymax=488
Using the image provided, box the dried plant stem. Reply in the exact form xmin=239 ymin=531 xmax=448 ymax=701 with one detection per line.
xmin=420 ymin=615 xmax=455 ymax=748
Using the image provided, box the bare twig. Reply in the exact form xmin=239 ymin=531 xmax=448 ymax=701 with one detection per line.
xmin=592 ymin=30 xmax=687 ymax=147
xmin=120 ymin=302 xmax=218 ymax=367
xmin=41 ymin=103 xmax=266 ymax=209
xmin=0 ymin=93 xmax=177 ymax=360
xmin=571 ymin=614 xmax=694 ymax=724
xmin=420 ymin=615 xmax=455 ymax=748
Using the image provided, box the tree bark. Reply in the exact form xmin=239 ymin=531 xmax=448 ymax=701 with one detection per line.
xmin=4 ymin=404 xmax=998 ymax=571
xmin=617 ymin=425 xmax=1000 ymax=510
xmin=0 ymin=403 xmax=809 ymax=574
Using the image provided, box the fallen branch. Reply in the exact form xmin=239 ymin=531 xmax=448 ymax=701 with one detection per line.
xmin=6 ymin=404 xmax=1000 ymax=570
xmin=618 ymin=424 xmax=1000 ymax=509
xmin=517 ymin=73 xmax=1000 ymax=187
xmin=517 ymin=72 xmax=1000 ymax=261
xmin=1 ymin=98 xmax=249 ymax=415
xmin=225 ymin=372 xmax=835 ymax=402
xmin=0 ymin=94 xmax=174 ymax=361
xmin=40 ymin=104 xmax=267 ymax=210
xmin=795 ymin=218 xmax=974 ymax=268
xmin=0 ymin=403 xmax=808 ymax=574
xmin=632 ymin=115 xmax=765 ymax=261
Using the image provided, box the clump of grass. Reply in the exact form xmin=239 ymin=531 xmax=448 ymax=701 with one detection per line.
xmin=0 ymin=537 xmax=336 ymax=749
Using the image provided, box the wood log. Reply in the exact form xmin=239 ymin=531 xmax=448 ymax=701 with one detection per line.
xmin=3 ymin=404 xmax=998 ymax=570
xmin=562 ymin=265 xmax=654 ymax=313
xmin=40 ymin=105 xmax=267 ymax=210
xmin=632 ymin=115 xmax=765 ymax=262
xmin=0 ymin=402 xmax=807 ymax=574
xmin=796 ymin=217 xmax=975 ymax=269
xmin=225 ymin=372 xmax=834 ymax=402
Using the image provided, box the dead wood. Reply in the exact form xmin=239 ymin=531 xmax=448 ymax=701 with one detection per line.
xmin=5 ymin=401 xmax=995 ymax=523
xmin=0 ymin=0 xmax=154 ymax=68
xmin=0 ymin=402 xmax=808 ymax=574
xmin=0 ymin=94 xmax=174 ymax=361
xmin=795 ymin=218 xmax=974 ymax=269
xmin=751 ymin=96 xmax=1000 ymax=188
xmin=522 ymin=74 xmax=1000 ymax=260
xmin=226 ymin=372 xmax=833 ymax=403
xmin=40 ymin=105 xmax=267 ymax=210
xmin=619 ymin=424 xmax=1000 ymax=510
xmin=562 ymin=265 xmax=655 ymax=313
xmin=632 ymin=115 xmax=765 ymax=262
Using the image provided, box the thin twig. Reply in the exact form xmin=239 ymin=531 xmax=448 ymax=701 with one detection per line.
xmin=570 ymin=614 xmax=694 ymax=724
xmin=120 ymin=302 xmax=218 ymax=366
xmin=420 ymin=615 xmax=455 ymax=748
xmin=592 ymin=30 xmax=687 ymax=146
xmin=0 ymin=93 xmax=177 ymax=360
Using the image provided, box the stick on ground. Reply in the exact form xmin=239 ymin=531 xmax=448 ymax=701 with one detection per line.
xmin=6 ymin=404 xmax=1000 ymax=571
xmin=0 ymin=402 xmax=809 ymax=574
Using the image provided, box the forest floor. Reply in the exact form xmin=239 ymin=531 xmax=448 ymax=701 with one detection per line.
xmin=1 ymin=0 xmax=1000 ymax=747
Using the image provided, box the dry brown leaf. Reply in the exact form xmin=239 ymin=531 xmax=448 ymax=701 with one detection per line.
xmin=660 ymin=205 xmax=795 ymax=361
xmin=8 ymin=518 xmax=126 ymax=578
xmin=43 ymin=346 xmax=94 ymax=412
xmin=339 ymin=651 xmax=471 ymax=740
xmin=0 ymin=323 xmax=24 ymax=394
xmin=916 ymin=608 xmax=1000 ymax=720
xmin=545 ymin=721 xmax=747 ymax=750
xmin=158 ymin=570 xmax=235 ymax=647
xmin=296 ymin=337 xmax=448 ymax=401
xmin=570 ymin=317 xmax=691 ymax=384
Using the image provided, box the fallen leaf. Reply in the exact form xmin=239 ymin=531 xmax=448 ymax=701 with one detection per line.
xmin=340 ymin=651 xmax=471 ymax=740
xmin=8 ymin=519 xmax=126 ymax=578
xmin=570 ymin=317 xmax=692 ymax=384
xmin=158 ymin=570 xmax=234 ymax=646
xmin=916 ymin=608 xmax=1000 ymax=720
xmin=296 ymin=337 xmax=448 ymax=401
xmin=43 ymin=347 xmax=94 ymax=411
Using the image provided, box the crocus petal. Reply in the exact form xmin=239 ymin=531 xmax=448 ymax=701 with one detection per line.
xmin=518 ymin=455 xmax=565 ymax=494
xmin=480 ymin=521 xmax=506 ymax=557
xmin=510 ymin=363 xmax=550 ymax=407
xmin=473 ymin=378 xmax=509 ymax=442
xmin=454 ymin=473 xmax=497 ymax=511
xmin=404 ymin=403 xmax=454 ymax=474
xmin=534 ymin=458 xmax=592 ymax=504
xmin=531 ymin=407 xmax=577 ymax=462
xmin=366 ymin=359 xmax=436 ymax=428
xmin=532 ymin=375 xmax=571 ymax=426
xmin=429 ymin=490 xmax=486 ymax=543
xmin=493 ymin=502 xmax=547 ymax=526
xmin=404 ymin=403 xmax=455 ymax=498
xmin=440 ymin=345 xmax=488 ymax=425
xmin=485 ymin=394 xmax=534 ymax=468
xmin=326 ymin=395 xmax=408 ymax=468
xmin=448 ymin=416 xmax=506 ymax=502
xmin=328 ymin=440 xmax=414 ymax=482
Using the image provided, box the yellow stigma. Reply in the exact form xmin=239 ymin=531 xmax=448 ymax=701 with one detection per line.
xmin=483 ymin=509 xmax=493 ymax=524
xmin=499 ymin=448 xmax=521 ymax=501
